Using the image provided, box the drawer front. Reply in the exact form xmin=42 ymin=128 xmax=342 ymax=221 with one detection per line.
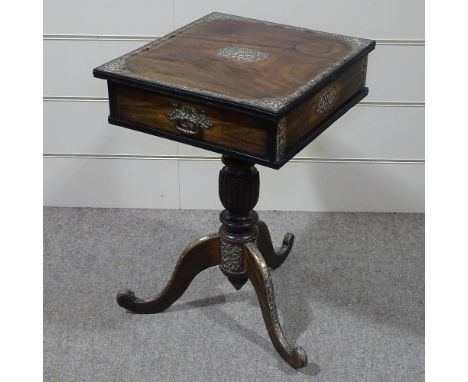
xmin=111 ymin=84 xmax=271 ymax=157
xmin=280 ymin=57 xmax=368 ymax=158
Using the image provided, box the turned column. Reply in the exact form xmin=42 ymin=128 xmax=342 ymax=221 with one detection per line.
xmin=218 ymin=156 xmax=260 ymax=290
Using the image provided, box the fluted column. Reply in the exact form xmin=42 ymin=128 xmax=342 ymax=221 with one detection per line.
xmin=218 ymin=156 xmax=260 ymax=289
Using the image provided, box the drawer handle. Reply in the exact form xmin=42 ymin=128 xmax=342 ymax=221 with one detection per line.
xmin=167 ymin=103 xmax=213 ymax=136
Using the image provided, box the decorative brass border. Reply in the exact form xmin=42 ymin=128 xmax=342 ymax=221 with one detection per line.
xmin=276 ymin=118 xmax=286 ymax=161
xmin=361 ymin=57 xmax=369 ymax=88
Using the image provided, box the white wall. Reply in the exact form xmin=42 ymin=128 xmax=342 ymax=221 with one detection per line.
xmin=43 ymin=0 xmax=425 ymax=212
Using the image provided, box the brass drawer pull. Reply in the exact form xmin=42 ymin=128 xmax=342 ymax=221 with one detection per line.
xmin=167 ymin=103 xmax=213 ymax=136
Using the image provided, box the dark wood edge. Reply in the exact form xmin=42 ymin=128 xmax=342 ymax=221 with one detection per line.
xmin=93 ymin=42 xmax=375 ymax=119
xmin=107 ymin=82 xmax=118 ymax=117
xmin=266 ymin=123 xmax=276 ymax=161
xmin=274 ymin=88 xmax=369 ymax=168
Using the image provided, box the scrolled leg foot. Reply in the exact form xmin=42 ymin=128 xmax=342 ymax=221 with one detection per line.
xmin=244 ymin=242 xmax=308 ymax=369
xmin=116 ymin=234 xmax=221 ymax=314
xmin=257 ymin=220 xmax=294 ymax=269
xmin=116 ymin=289 xmax=137 ymax=306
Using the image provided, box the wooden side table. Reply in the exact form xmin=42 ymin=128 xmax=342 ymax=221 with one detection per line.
xmin=93 ymin=12 xmax=375 ymax=369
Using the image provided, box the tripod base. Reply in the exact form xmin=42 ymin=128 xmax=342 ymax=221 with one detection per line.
xmin=116 ymin=157 xmax=308 ymax=369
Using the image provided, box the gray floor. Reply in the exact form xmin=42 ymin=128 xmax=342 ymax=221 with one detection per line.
xmin=44 ymin=207 xmax=424 ymax=381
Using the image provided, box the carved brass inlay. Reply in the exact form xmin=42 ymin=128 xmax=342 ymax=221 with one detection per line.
xmin=220 ymin=240 xmax=244 ymax=274
xmin=316 ymin=87 xmax=337 ymax=114
xmin=276 ymin=118 xmax=286 ymax=161
xmin=361 ymin=57 xmax=368 ymax=87
xmin=216 ymin=46 xmax=269 ymax=63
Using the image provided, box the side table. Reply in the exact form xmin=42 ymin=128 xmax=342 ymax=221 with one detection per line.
xmin=93 ymin=12 xmax=375 ymax=368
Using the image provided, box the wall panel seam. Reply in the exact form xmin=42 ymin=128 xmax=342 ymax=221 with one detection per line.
xmin=43 ymin=34 xmax=425 ymax=46
xmin=43 ymin=154 xmax=425 ymax=164
xmin=42 ymin=96 xmax=425 ymax=107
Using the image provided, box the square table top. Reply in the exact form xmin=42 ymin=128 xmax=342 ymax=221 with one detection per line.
xmin=94 ymin=12 xmax=374 ymax=115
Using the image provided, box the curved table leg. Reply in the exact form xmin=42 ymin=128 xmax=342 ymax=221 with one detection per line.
xmin=117 ymin=234 xmax=221 ymax=314
xmin=244 ymin=242 xmax=308 ymax=369
xmin=256 ymin=220 xmax=294 ymax=269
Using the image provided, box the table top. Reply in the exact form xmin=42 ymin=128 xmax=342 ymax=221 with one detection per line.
xmin=94 ymin=13 xmax=375 ymax=169
xmin=94 ymin=12 xmax=374 ymax=115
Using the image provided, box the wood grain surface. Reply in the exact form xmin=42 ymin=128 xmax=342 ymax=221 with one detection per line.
xmin=114 ymin=84 xmax=272 ymax=157
xmin=126 ymin=17 xmax=360 ymax=101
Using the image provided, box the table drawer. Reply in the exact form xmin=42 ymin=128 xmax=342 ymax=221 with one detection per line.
xmin=109 ymin=84 xmax=272 ymax=158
